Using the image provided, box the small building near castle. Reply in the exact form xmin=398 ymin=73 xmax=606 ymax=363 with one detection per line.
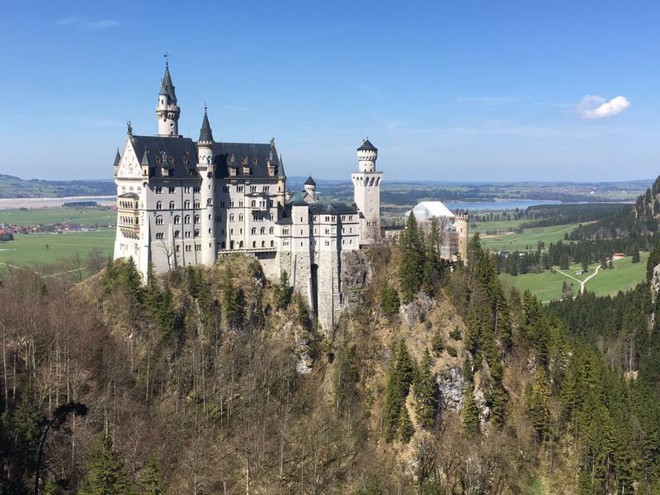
xmin=407 ymin=201 xmax=469 ymax=263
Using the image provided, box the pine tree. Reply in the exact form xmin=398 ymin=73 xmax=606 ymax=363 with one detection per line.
xmin=275 ymin=270 xmax=292 ymax=310
xmin=414 ymin=349 xmax=438 ymax=429
xmin=422 ymin=217 xmax=442 ymax=293
xmin=78 ymin=434 xmax=134 ymax=495
xmin=380 ymin=281 xmax=400 ymax=318
xmin=383 ymin=339 xmax=416 ymax=441
xmin=398 ymin=213 xmax=425 ymax=303
xmin=462 ymin=384 xmax=479 ymax=436
xmin=140 ymin=459 xmax=166 ymax=495
xmin=398 ymin=406 xmax=415 ymax=443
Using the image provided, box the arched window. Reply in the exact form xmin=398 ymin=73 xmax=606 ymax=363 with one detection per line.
xmin=194 ymin=229 xmax=200 ymax=237
xmin=251 ymin=200 xmax=256 ymax=207
xmin=207 ymin=198 xmax=212 ymax=205
xmin=185 ymin=215 xmax=191 ymax=224
xmin=174 ymin=230 xmax=180 ymax=238
xmin=270 ymin=240 xmax=274 ymax=247
xmin=156 ymin=201 xmax=162 ymax=210
xmin=194 ymin=214 xmax=200 ymax=223
xmin=261 ymin=241 xmax=265 ymax=247
xmin=155 ymin=215 xmax=164 ymax=225
xmin=269 ymin=227 xmax=274 ymax=234
xmin=169 ymin=200 xmax=175 ymax=209
xmin=260 ymin=227 xmax=265 ymax=235
xmin=184 ymin=200 xmax=191 ymax=209
xmin=239 ymin=213 xmax=244 ymax=221
xmin=251 ymin=227 xmax=257 ymax=235
xmin=174 ymin=215 xmax=180 ymax=224
xmin=252 ymin=241 xmax=256 ymax=248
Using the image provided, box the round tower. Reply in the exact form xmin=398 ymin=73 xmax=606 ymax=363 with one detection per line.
xmin=357 ymin=138 xmax=378 ymax=172
xmin=156 ymin=61 xmax=181 ymax=137
xmin=352 ymin=139 xmax=383 ymax=244
xmin=197 ymin=108 xmax=216 ymax=266
xmin=304 ymin=176 xmax=317 ymax=201
xmin=454 ymin=209 xmax=469 ymax=265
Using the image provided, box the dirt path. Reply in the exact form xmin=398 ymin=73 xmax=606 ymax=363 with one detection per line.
xmin=555 ymin=265 xmax=601 ymax=294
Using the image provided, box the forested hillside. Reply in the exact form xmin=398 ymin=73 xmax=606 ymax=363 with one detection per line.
xmin=1 ymin=222 xmax=659 ymax=493
xmin=0 ymin=174 xmax=114 ymax=198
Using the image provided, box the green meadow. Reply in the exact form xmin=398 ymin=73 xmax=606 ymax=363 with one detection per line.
xmin=0 ymin=206 xmax=115 ymax=227
xmin=500 ymin=253 xmax=648 ymax=303
xmin=479 ymin=223 xmax=583 ymax=252
xmin=0 ymin=229 xmax=115 ymax=272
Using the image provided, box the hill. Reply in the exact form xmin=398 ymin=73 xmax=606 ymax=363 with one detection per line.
xmin=1 ymin=233 xmax=658 ymax=493
xmin=0 ymin=174 xmax=114 ymax=198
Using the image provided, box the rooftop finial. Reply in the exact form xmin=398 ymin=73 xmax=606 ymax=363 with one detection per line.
xmin=127 ymin=121 xmax=132 ymax=135
xmin=163 ymin=52 xmax=169 ymax=68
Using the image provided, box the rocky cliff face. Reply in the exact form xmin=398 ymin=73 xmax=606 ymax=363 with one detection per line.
xmin=340 ymin=250 xmax=371 ymax=311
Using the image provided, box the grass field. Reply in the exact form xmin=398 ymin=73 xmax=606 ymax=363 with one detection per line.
xmin=479 ymin=223 xmax=583 ymax=252
xmin=0 ymin=229 xmax=115 ymax=271
xmin=500 ymin=252 xmax=648 ymax=303
xmin=0 ymin=206 xmax=115 ymax=227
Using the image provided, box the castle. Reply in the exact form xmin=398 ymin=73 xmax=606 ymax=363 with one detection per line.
xmin=113 ymin=62 xmax=382 ymax=331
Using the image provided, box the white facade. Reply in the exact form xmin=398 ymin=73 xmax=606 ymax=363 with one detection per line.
xmin=113 ymin=64 xmax=382 ymax=332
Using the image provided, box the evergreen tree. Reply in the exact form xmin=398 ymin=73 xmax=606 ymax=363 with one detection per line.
xmin=632 ymin=244 xmax=641 ymax=264
xmin=383 ymin=339 xmax=416 ymax=441
xmin=275 ymin=270 xmax=292 ymax=310
xmin=140 ymin=459 xmax=166 ymax=495
xmin=398 ymin=406 xmax=415 ymax=443
xmin=414 ymin=349 xmax=438 ymax=429
xmin=78 ymin=434 xmax=134 ymax=495
xmin=398 ymin=213 xmax=425 ymax=303
xmin=422 ymin=217 xmax=442 ymax=293
xmin=380 ymin=281 xmax=400 ymax=318
xmin=461 ymin=384 xmax=480 ymax=436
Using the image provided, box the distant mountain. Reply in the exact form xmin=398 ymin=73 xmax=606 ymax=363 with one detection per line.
xmin=570 ymin=175 xmax=660 ymax=242
xmin=0 ymin=174 xmax=115 ymax=198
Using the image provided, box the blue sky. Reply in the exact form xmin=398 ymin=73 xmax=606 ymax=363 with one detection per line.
xmin=1 ymin=1 xmax=660 ymax=182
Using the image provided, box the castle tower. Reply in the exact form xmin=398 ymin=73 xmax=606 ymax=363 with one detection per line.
xmin=277 ymin=155 xmax=287 ymax=208
xmin=454 ymin=210 xmax=469 ymax=265
xmin=351 ymin=139 xmax=382 ymax=244
xmin=197 ymin=108 xmax=216 ymax=266
xmin=303 ymin=176 xmax=317 ymax=202
xmin=156 ymin=61 xmax=181 ymax=137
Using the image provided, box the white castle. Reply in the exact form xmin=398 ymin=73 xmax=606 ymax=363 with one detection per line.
xmin=113 ymin=62 xmax=382 ymax=331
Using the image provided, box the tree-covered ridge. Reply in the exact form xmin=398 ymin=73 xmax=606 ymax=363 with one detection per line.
xmin=0 ymin=174 xmax=114 ymax=199
xmin=0 ymin=234 xmax=658 ymax=493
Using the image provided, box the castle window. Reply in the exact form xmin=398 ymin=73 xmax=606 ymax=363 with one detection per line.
xmin=184 ymin=200 xmax=191 ymax=209
xmin=221 ymin=241 xmax=226 ymax=248
xmin=156 ymin=232 xmax=164 ymax=240
xmin=169 ymin=201 xmax=175 ymax=209
xmin=220 ymin=201 xmax=225 ymax=208
xmin=185 ymin=231 xmax=191 ymax=238
xmin=194 ymin=201 xmax=200 ymax=208
xmin=239 ymin=200 xmax=243 ymax=207
xmin=194 ymin=186 xmax=201 ymax=193
xmin=184 ymin=187 xmax=191 ymax=194
xmin=185 ymin=245 xmax=191 ymax=252
xmin=239 ymin=213 xmax=244 ymax=221
xmin=156 ymin=215 xmax=164 ymax=225
xmin=174 ymin=230 xmax=180 ymax=238
xmin=189 ymin=169 xmax=196 ymax=176
xmin=252 ymin=241 xmax=256 ymax=248
xmin=250 ymin=186 xmax=257 ymax=192
xmin=156 ymin=201 xmax=162 ymax=210
xmin=155 ymin=186 xmax=162 ymax=194
xmin=230 ymin=214 xmax=235 ymax=222
xmin=194 ymin=214 xmax=200 ymax=223
xmin=169 ymin=187 xmax=175 ymax=193
xmin=230 ymin=201 xmax=234 ymax=207
xmin=251 ymin=227 xmax=257 ymax=235
xmin=207 ymin=198 xmax=212 ymax=205
xmin=195 ymin=244 xmax=201 ymax=251
xmin=261 ymin=241 xmax=265 ymax=247
xmin=263 ymin=186 xmax=269 ymax=192
xmin=239 ymin=241 xmax=244 ymax=248
xmin=174 ymin=215 xmax=180 ymax=224
xmin=251 ymin=200 xmax=256 ymax=207
xmin=269 ymin=227 xmax=274 ymax=234
xmin=185 ymin=215 xmax=191 ymax=224
xmin=270 ymin=240 xmax=274 ymax=247
xmin=237 ymin=185 xmax=243 ymax=192
xmin=194 ymin=229 xmax=200 ymax=237
xmin=230 ymin=229 xmax=234 ymax=235
xmin=260 ymin=227 xmax=265 ymax=235
xmin=176 ymin=245 xmax=180 ymax=252
xmin=283 ymin=228 xmax=289 ymax=235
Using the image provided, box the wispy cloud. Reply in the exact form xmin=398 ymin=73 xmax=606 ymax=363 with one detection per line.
xmin=56 ymin=16 xmax=120 ymax=30
xmin=577 ymin=95 xmax=630 ymax=119
xmin=456 ymin=96 xmax=512 ymax=105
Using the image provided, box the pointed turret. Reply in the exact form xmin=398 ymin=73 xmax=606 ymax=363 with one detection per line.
xmin=113 ymin=149 xmax=121 ymax=167
xmin=141 ymin=149 xmax=151 ymax=166
xmin=156 ymin=60 xmax=181 ymax=137
xmin=198 ymin=107 xmax=214 ymax=143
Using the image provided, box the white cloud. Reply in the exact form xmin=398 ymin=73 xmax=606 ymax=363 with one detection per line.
xmin=55 ymin=16 xmax=120 ymax=30
xmin=577 ymin=95 xmax=630 ymax=119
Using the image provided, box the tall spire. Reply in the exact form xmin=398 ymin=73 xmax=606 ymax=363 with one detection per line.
xmin=156 ymin=59 xmax=181 ymax=137
xmin=198 ymin=106 xmax=214 ymax=143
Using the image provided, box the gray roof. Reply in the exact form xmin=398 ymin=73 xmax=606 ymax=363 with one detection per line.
xmin=278 ymin=154 xmax=286 ymax=178
xmin=126 ymin=135 xmax=283 ymax=180
xmin=357 ymin=139 xmax=377 ymax=152
xmin=199 ymin=110 xmax=214 ymax=142
xmin=141 ymin=149 xmax=151 ymax=166
xmin=309 ymin=202 xmax=358 ymax=215
xmin=212 ymin=142 xmax=282 ymax=180
xmin=113 ymin=149 xmax=121 ymax=167
xmin=304 ymin=175 xmax=316 ymax=186
xmin=159 ymin=64 xmax=177 ymax=102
